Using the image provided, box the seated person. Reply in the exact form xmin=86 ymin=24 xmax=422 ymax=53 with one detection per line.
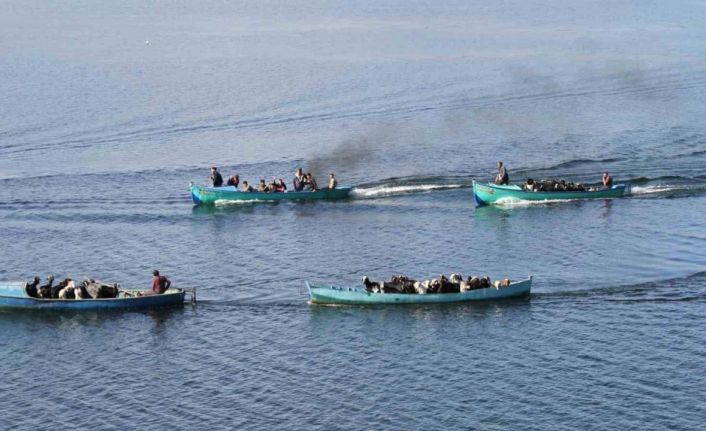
xmin=602 ymin=172 xmax=613 ymax=188
xmin=25 ymin=276 xmax=40 ymax=298
xmin=268 ymin=177 xmax=278 ymax=191
xmin=328 ymin=173 xmax=337 ymax=189
xmin=150 ymin=270 xmax=171 ymax=295
xmin=524 ymin=178 xmax=536 ymax=191
xmin=304 ymin=173 xmax=318 ymax=191
xmin=241 ymin=181 xmax=254 ymax=192
xmin=273 ymin=179 xmax=287 ymax=192
xmin=539 ymin=179 xmax=555 ymax=191
xmin=226 ymin=174 xmax=239 ymax=188
xmin=258 ymin=179 xmax=271 ymax=192
xmin=495 ymin=161 xmax=509 ymax=185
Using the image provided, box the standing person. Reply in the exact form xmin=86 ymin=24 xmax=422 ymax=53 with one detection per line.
xmin=328 ymin=173 xmax=338 ymax=189
xmin=211 ymin=167 xmax=224 ymax=187
xmin=495 ymin=161 xmax=509 ymax=185
xmin=293 ymin=168 xmax=305 ymax=191
xmin=258 ymin=179 xmax=271 ymax=192
xmin=227 ymin=174 xmax=239 ymax=188
xmin=149 ymin=270 xmax=171 ymax=295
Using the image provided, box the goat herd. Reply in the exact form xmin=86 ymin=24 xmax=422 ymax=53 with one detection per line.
xmin=362 ymin=274 xmax=512 ymax=295
xmin=523 ymin=178 xmax=594 ymax=192
xmin=25 ymin=276 xmax=120 ymax=300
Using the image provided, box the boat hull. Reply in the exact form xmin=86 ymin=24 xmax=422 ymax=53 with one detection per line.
xmin=306 ymin=277 xmax=531 ymax=305
xmin=473 ymin=181 xmax=628 ymax=206
xmin=191 ymin=185 xmax=352 ymax=205
xmin=0 ymin=282 xmax=186 ymax=311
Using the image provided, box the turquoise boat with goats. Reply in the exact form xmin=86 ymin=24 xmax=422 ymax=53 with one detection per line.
xmin=190 ymin=184 xmax=353 ymax=205
xmin=0 ymin=282 xmax=189 ymax=311
xmin=305 ymin=277 xmax=531 ymax=305
xmin=472 ymin=181 xmax=629 ymax=206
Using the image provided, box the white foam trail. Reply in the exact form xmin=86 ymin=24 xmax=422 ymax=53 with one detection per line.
xmin=630 ymin=185 xmax=682 ymax=195
xmin=214 ymin=199 xmax=273 ymax=206
xmin=351 ymin=184 xmax=463 ymax=198
xmin=492 ymin=197 xmax=581 ymax=207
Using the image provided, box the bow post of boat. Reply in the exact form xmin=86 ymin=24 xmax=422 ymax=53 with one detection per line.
xmin=189 ymin=182 xmax=205 ymax=205
xmin=301 ymin=281 xmax=312 ymax=297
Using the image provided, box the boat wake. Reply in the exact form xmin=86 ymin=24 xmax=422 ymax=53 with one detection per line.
xmin=491 ymin=197 xmax=584 ymax=207
xmin=629 ymin=182 xmax=706 ymax=198
xmin=351 ymin=183 xmax=464 ymax=199
xmin=536 ymin=271 xmax=706 ymax=303
xmin=214 ymin=199 xmax=276 ymax=206
xmin=631 ymin=185 xmax=683 ymax=195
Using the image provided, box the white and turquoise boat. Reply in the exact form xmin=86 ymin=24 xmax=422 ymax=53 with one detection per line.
xmin=305 ymin=277 xmax=532 ymax=305
xmin=472 ymin=181 xmax=629 ymax=206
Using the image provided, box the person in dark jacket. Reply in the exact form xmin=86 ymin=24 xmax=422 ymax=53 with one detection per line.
xmin=495 ymin=161 xmax=509 ymax=185
xmin=211 ymin=167 xmax=224 ymax=187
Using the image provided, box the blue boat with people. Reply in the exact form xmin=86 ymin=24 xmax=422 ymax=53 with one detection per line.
xmin=475 ymin=162 xmax=629 ymax=206
xmin=0 ymin=281 xmax=189 ymax=311
xmin=190 ymin=184 xmax=353 ymax=205
xmin=473 ymin=181 xmax=630 ymax=206
xmin=193 ymin=167 xmax=352 ymax=205
xmin=306 ymin=276 xmax=532 ymax=305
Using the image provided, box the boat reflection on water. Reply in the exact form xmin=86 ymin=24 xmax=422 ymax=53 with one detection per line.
xmin=305 ymin=293 xmax=534 ymax=325
xmin=0 ymin=302 xmax=187 ymax=328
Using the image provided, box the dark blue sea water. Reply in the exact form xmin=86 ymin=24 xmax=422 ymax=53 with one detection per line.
xmin=1 ymin=1 xmax=705 ymax=429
